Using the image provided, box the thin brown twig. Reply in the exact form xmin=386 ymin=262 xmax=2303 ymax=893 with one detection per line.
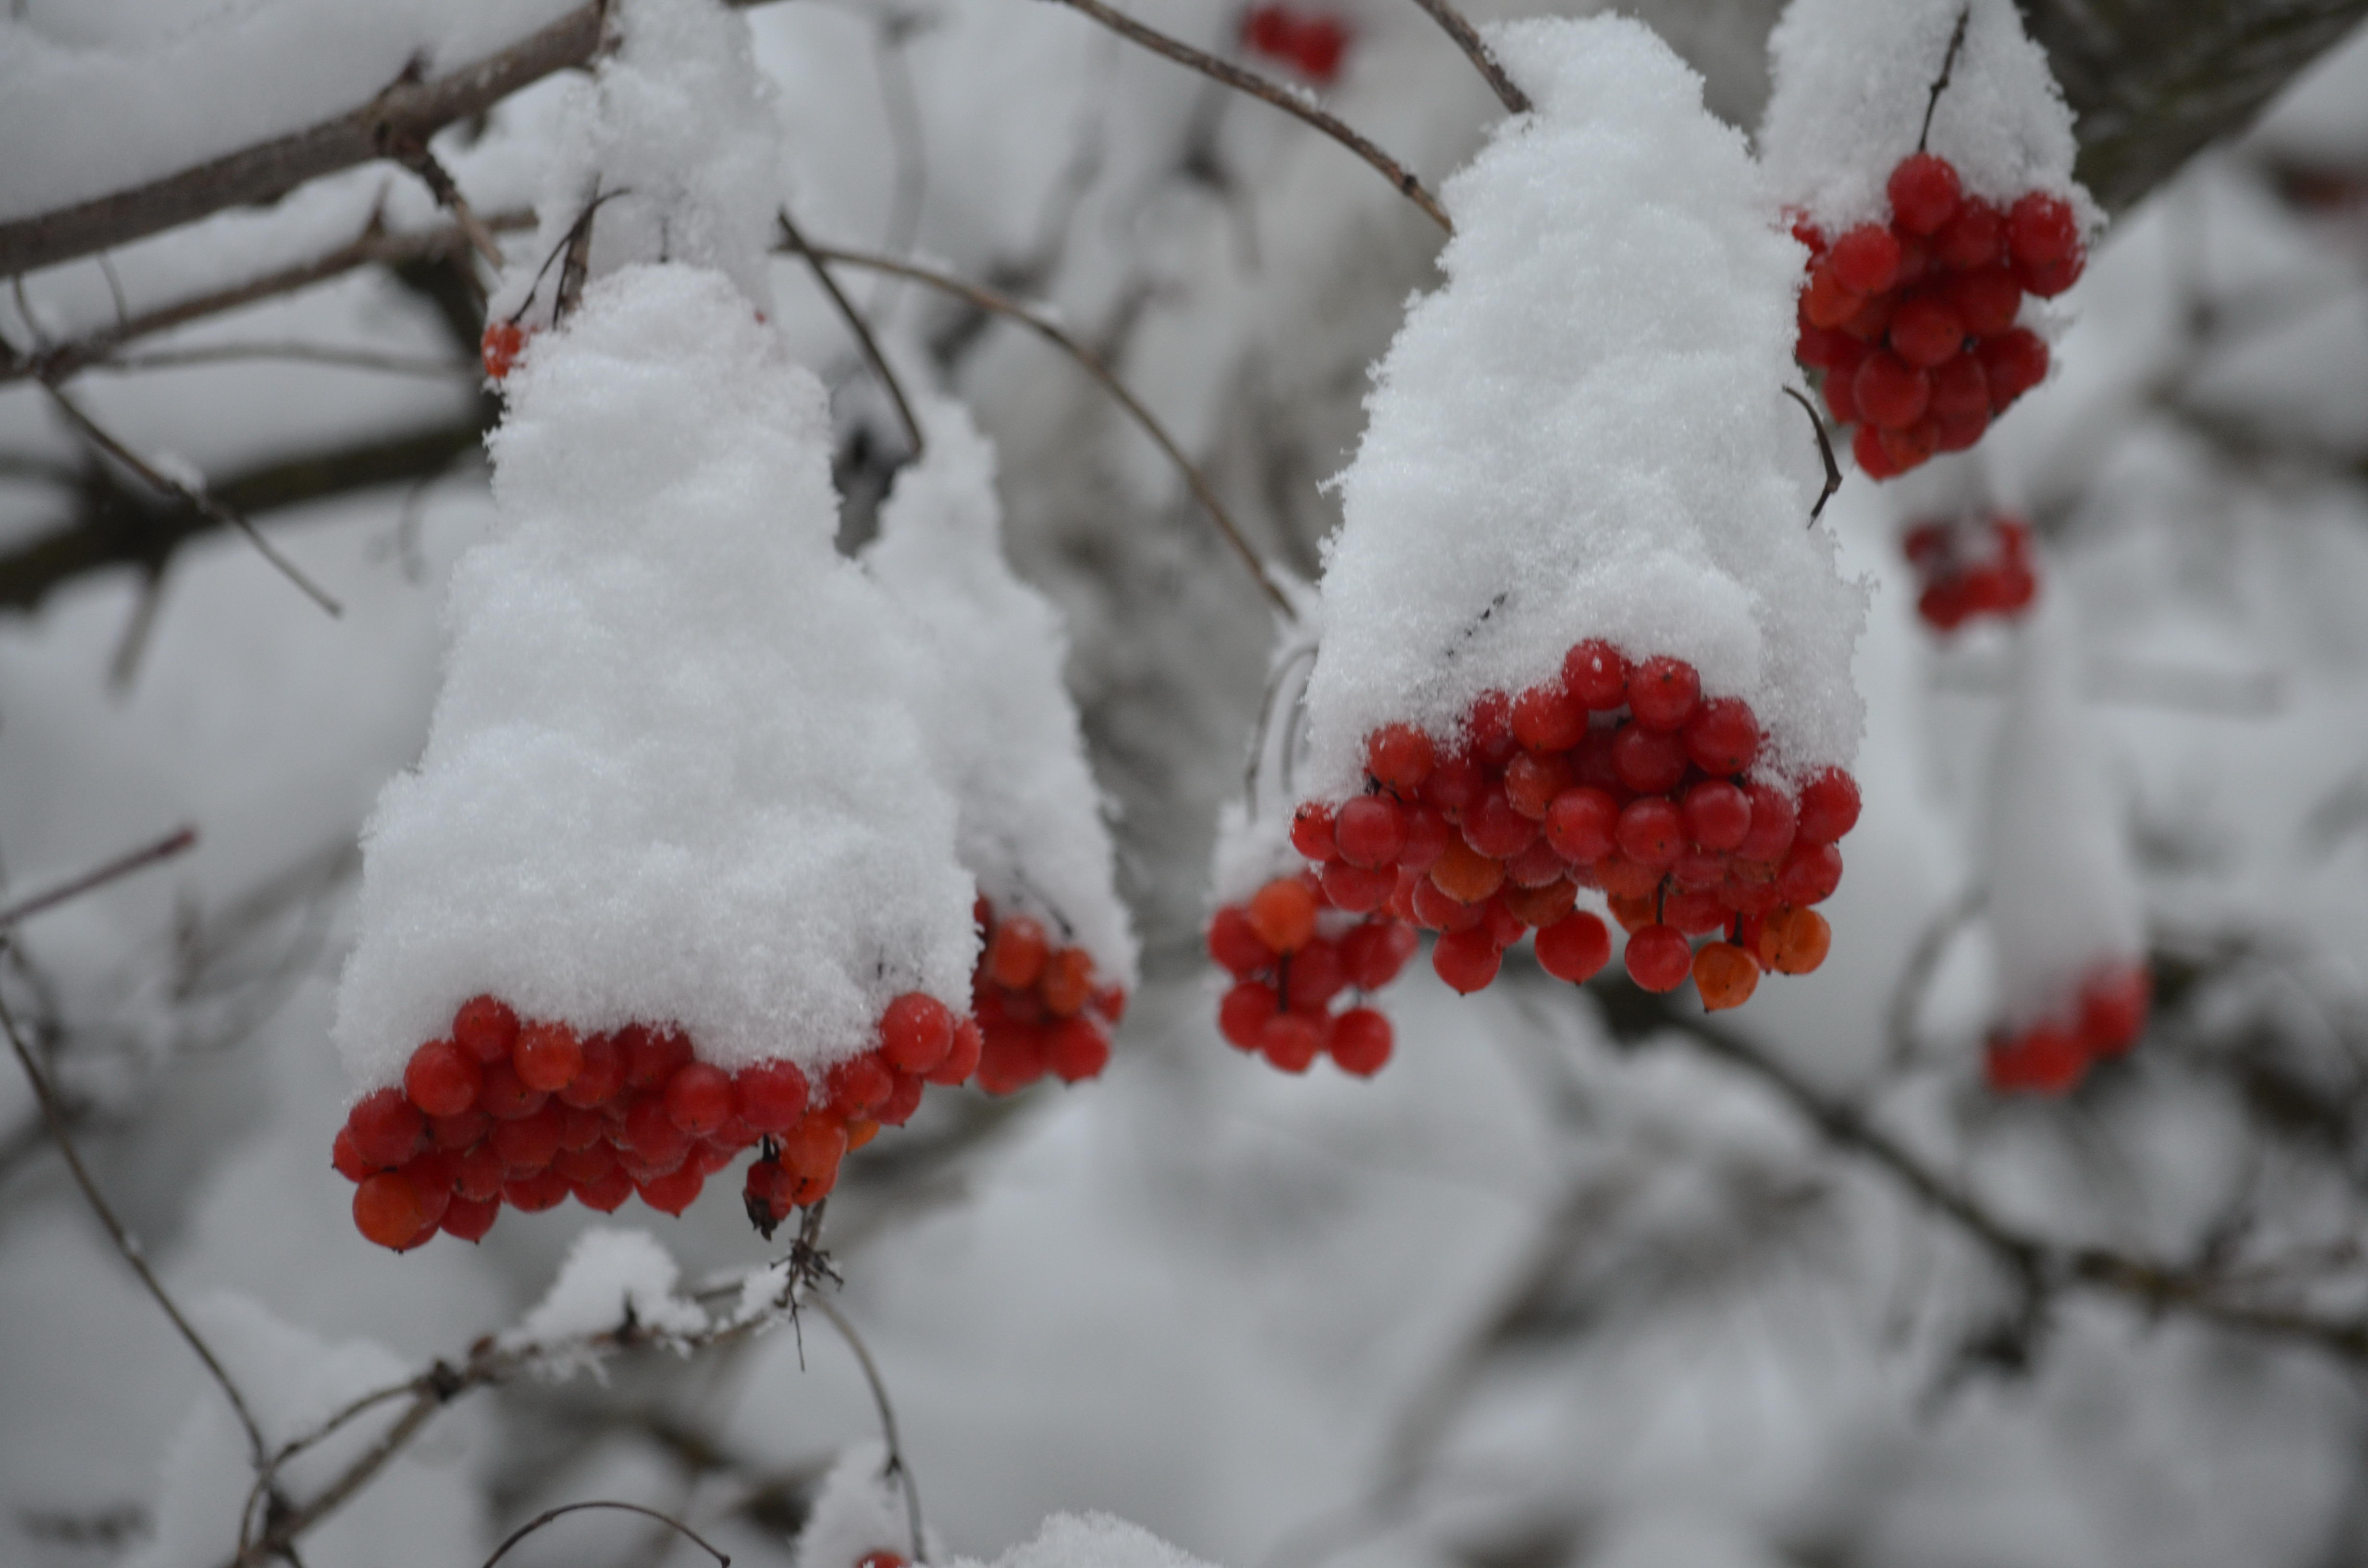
xmin=0 ymin=976 xmax=271 ymax=1467
xmin=1781 ymin=386 xmax=1842 ymax=525
xmin=1407 ymin=0 xmax=1530 ymax=114
xmin=88 ymin=343 xmax=473 ymax=379
xmin=382 ymin=137 xmax=505 ymax=273
xmin=39 ymin=380 xmax=343 ymax=617
xmin=809 ymin=1296 xmax=926 ymax=1564
xmin=1918 ymin=10 xmax=1970 ymax=152
xmin=777 ymin=209 xmax=925 ymax=462
xmin=483 ymin=1501 xmax=730 ymax=1568
xmin=796 ymin=242 xmax=1295 ymax=618
xmin=0 ymin=825 xmax=196 ymax=929
xmin=1038 ymin=0 xmax=1452 ymax=234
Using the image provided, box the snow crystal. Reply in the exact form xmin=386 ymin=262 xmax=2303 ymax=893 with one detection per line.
xmin=1982 ymin=590 xmax=2142 ymax=1028
xmin=865 ymin=398 xmax=1137 ymax=987
xmin=792 ymin=1441 xmax=936 ymax=1568
xmin=950 ymin=1513 xmax=1223 ymax=1568
xmin=491 ymin=0 xmax=787 ymax=323
xmin=333 ymin=263 xmax=976 ymax=1086
xmin=506 ymin=1227 xmax=707 ymax=1358
xmin=1299 ymin=15 xmax=1866 ymax=801
xmin=1759 ymin=0 xmax=2099 ymax=237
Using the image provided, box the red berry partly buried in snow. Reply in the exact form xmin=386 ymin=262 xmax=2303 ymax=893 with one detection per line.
xmin=481 ymin=321 xmax=527 ymax=382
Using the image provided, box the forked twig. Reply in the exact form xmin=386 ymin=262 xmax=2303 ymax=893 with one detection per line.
xmin=795 ymin=242 xmax=1295 ymax=618
xmin=777 ymin=208 xmax=925 ymax=462
xmin=0 ymin=825 xmax=196 ymax=930
xmin=1408 ymin=0 xmax=1530 ymax=114
xmin=1039 ymin=0 xmax=1452 ymax=234
xmin=1781 ymin=386 xmax=1842 ymax=525
xmin=482 ymin=1501 xmax=730 ymax=1568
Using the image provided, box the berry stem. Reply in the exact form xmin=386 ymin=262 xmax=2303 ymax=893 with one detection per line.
xmin=1918 ymin=10 xmax=1971 ymax=153
xmin=1781 ymin=386 xmax=1843 ymax=525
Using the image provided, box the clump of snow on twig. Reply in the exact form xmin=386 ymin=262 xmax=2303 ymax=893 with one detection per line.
xmin=792 ymin=1441 xmax=937 ymax=1568
xmin=1300 ymin=15 xmax=1866 ymax=801
xmin=505 ymin=1228 xmax=707 ymax=1367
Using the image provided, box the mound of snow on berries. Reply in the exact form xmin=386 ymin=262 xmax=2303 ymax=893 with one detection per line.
xmin=1760 ymin=0 xmax=2097 ymax=235
xmin=1301 ymin=15 xmax=1865 ymax=801
xmin=1983 ymin=594 xmax=2143 ymax=1028
xmin=865 ymin=399 xmax=1138 ymax=986
xmin=334 ymin=263 xmax=974 ymax=1089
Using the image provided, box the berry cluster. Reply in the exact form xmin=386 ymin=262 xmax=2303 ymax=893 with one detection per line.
xmin=970 ymin=899 xmax=1126 ymax=1095
xmin=1208 ymin=874 xmax=1415 ymax=1075
xmin=335 ymin=992 xmax=973 ymax=1250
xmin=1292 ymin=642 xmax=1855 ymax=1017
xmin=1985 ymin=960 xmax=2151 ymax=1095
xmin=1793 ymin=153 xmax=2085 ymax=478
xmin=481 ymin=321 xmax=528 ymax=382
xmin=1241 ymin=4 xmax=1350 ymax=85
xmin=1903 ymin=514 xmax=2038 ymax=632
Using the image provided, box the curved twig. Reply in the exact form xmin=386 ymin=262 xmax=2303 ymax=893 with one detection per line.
xmin=1038 ymin=0 xmax=1451 ymax=234
xmin=1407 ymin=0 xmax=1530 ymax=115
xmin=0 ymin=825 xmax=195 ymax=929
xmin=777 ymin=208 xmax=924 ymax=462
xmin=810 ymin=1296 xmax=927 ymax=1564
xmin=796 ymin=242 xmax=1295 ymax=618
xmin=482 ymin=1501 xmax=730 ymax=1568
xmin=1781 ymin=386 xmax=1842 ymax=525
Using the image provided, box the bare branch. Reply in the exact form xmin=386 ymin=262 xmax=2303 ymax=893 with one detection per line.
xmin=777 ymin=208 xmax=925 ymax=463
xmin=0 ymin=977 xmax=272 ymax=1467
xmin=0 ymin=825 xmax=197 ymax=930
xmin=1038 ymin=0 xmax=1452 ymax=234
xmin=1407 ymin=0 xmax=1530 ymax=115
xmin=88 ymin=343 xmax=473 ymax=379
xmin=483 ymin=1502 xmax=731 ymax=1568
xmin=796 ymin=242 xmax=1297 ymax=619
xmin=810 ymin=1296 xmax=926 ymax=1563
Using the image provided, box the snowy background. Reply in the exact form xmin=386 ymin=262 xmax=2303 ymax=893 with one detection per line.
xmin=5 ymin=3 xmax=2368 ymax=1568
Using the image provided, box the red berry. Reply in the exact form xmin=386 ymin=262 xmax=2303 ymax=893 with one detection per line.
xmin=1682 ymin=697 xmax=1760 ymax=775
xmin=1611 ymin=724 xmax=1688 ymax=795
xmin=782 ymin=1116 xmax=849 ymax=1181
xmin=1626 ymin=657 xmax=1701 ymax=732
xmin=929 ymin=1018 xmax=984 ymax=1086
xmin=1260 ymin=1012 xmax=1324 ymax=1073
xmin=1623 ymin=925 xmax=1692 ymax=992
xmin=441 ymin=1195 xmax=499 ymax=1242
xmin=1290 ymin=802 xmax=1339 ymax=862
xmin=622 ymin=1095 xmax=692 ymax=1168
xmin=1340 ymin=919 xmax=1418 ymax=990
xmin=2016 ymin=251 xmax=2084 ymax=298
xmin=1933 ymin=197 xmax=2005 ymax=269
xmin=1461 ymin=785 xmax=1539 ymax=859
xmin=477 ymin=1059 xmax=548 ymax=1121
xmin=353 ymin=1173 xmax=426 ymax=1250
xmin=1758 ymin=906 xmax=1832 ymax=975
xmin=430 ymin=1107 xmax=491 ymax=1150
xmin=1247 ymin=877 xmax=1320 ymax=954
xmin=635 ymin=1166 xmax=703 ymax=1216
xmin=1511 ymin=682 xmax=1588 ymax=751
xmin=1412 ymin=874 xmax=1485 ymax=933
xmin=1801 ymin=263 xmax=1865 ymax=331
xmin=1842 ymin=288 xmax=1899 ymax=343
xmin=513 ymin=1021 xmax=583 ymax=1094
xmin=2007 ymin=192 xmax=2079 ymax=267
xmin=1428 ymin=838 xmax=1505 ymax=906
xmin=559 ymin=1032 xmax=626 ymax=1108
xmin=2078 ymin=964 xmax=2150 ymax=1054
xmin=1797 ymin=325 xmax=1863 ymax=372
xmin=1466 ymin=691 xmax=1516 ymax=766
xmin=452 ymin=1142 xmax=504 ymax=1202
xmin=555 ymin=1139 xmax=617 ymax=1184
xmin=1422 ymin=754 xmax=1485 ymax=820
xmin=1285 ymin=938 xmax=1348 ymax=1011
xmin=1615 ymin=797 xmax=1686 ymax=867
xmin=1852 ymin=423 xmax=1903 ymax=480
xmin=1777 ymin=841 xmax=1844 ymax=906
xmin=1828 ymin=225 xmax=1902 ymax=294
xmin=332 ymin=1127 xmax=376 ymax=1182
xmin=349 ymin=1087 xmax=426 ymax=1168
xmin=987 ymin=915 xmax=1051 ymax=989
xmin=492 ymin=1103 xmax=562 ymax=1173
xmin=1397 ymin=804 xmax=1454 ymax=871
xmin=1432 ymin=928 xmax=1503 ymax=994
xmin=1735 ymin=781 xmax=1799 ymax=863
xmin=481 ymin=321 xmax=526 ymax=381
xmin=1823 ymin=367 xmax=1860 ymax=426
xmin=825 ymin=1054 xmax=893 ymax=1120
xmin=1328 ymin=1008 xmax=1393 ymax=1076
xmin=575 ymin=1169 xmax=636 ymax=1213
xmin=1664 ymin=885 xmax=1729 ymax=936
xmin=1596 ymin=853 xmax=1665 ymax=899
xmin=1503 ymin=877 xmax=1578 ymax=928
xmin=1219 ymin=981 xmax=1280 ymax=1050
xmin=1888 ymin=294 xmax=1966 ymax=368
xmin=401 ymin=1040 xmax=478 ymax=1118
xmin=452 ymin=995 xmax=519 ymax=1065
xmin=1947 ymin=267 xmax=2022 ymax=337
xmin=1504 ymin=836 xmax=1568 ymax=888
xmin=881 ymin=992 xmax=956 ymax=1073
xmin=1504 ymin=752 xmax=1576 ymax=821
xmin=1047 ymin=1017 xmax=1111 ymax=1082
xmin=1980 ymin=329 xmax=2048 ymax=409
xmin=1535 ymin=911 xmax=1611 ymax=984
xmin=1796 ymin=769 xmax=1861 ymax=843
xmin=1366 ymin=724 xmax=1435 ymax=792
xmin=623 ymin=1026 xmax=693 ymax=1090
xmin=1878 ymin=418 xmax=1939 ymax=472
xmin=1321 ymin=860 xmax=1395 ymax=913
xmin=1294 ymin=15 xmax=1348 ymax=82
xmin=664 ymin=1062 xmax=733 ymax=1135
xmin=1853 ymin=351 xmax=1931 ymax=429
xmin=1335 ymin=796 xmax=1408 ymax=868
xmin=1209 ymin=905 xmax=1275 ymax=976
xmin=1887 ymin=152 xmax=1962 ymax=235
xmin=1929 ymin=353 xmax=1989 ymax=418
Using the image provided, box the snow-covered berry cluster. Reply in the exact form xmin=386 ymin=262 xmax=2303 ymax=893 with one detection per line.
xmin=1795 ymin=156 xmax=2081 ymax=479
xmin=1206 ymin=874 xmax=1413 ymax=1075
xmin=1985 ymin=960 xmax=2151 ymax=1094
xmin=1241 ymin=5 xmax=1350 ymax=85
xmin=335 ymin=992 xmax=974 ymax=1250
xmin=970 ymin=899 xmax=1125 ymax=1095
xmin=1904 ymin=513 xmax=2038 ymax=631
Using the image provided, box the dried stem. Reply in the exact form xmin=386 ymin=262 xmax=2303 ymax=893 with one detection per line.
xmin=39 ymin=381 xmax=344 ymax=616
xmin=796 ymin=241 xmax=1296 ymax=619
xmin=0 ymin=978 xmax=271 ymax=1467
xmin=382 ymin=137 xmax=506 ymax=273
xmin=1918 ymin=11 xmax=1970 ymax=152
xmin=88 ymin=343 xmax=473 ymax=379
xmin=1781 ymin=386 xmax=1842 ymax=525
xmin=1038 ymin=0 xmax=1452 ymax=234
xmin=810 ymin=1296 xmax=927 ymax=1563
xmin=777 ymin=208 xmax=925 ymax=462
xmin=482 ymin=1501 xmax=730 ymax=1568
xmin=1407 ymin=0 xmax=1530 ymax=114
xmin=0 ymin=825 xmax=196 ymax=930
xmin=1885 ymin=884 xmax=1986 ymax=1070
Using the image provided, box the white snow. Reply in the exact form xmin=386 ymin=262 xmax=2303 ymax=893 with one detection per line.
xmin=333 ymin=263 xmax=976 ymax=1087
xmin=950 ymin=1513 xmax=1222 ymax=1568
xmin=1300 ymin=15 xmax=1866 ymax=801
xmin=1981 ymin=590 xmax=2143 ymax=1029
xmin=506 ymin=1226 xmax=707 ymax=1357
xmin=1759 ymin=0 xmax=2100 ymax=237
xmin=865 ymin=397 xmax=1138 ymax=987
xmin=793 ymin=1441 xmax=935 ymax=1568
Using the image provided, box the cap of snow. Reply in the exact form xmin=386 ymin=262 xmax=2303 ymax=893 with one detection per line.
xmin=1759 ymin=0 xmax=2099 ymax=236
xmin=865 ymin=399 xmax=1138 ymax=988
xmin=950 ymin=1514 xmax=1224 ymax=1568
xmin=506 ymin=1228 xmax=708 ymax=1364
xmin=1300 ymin=15 xmax=1865 ymax=801
xmin=792 ymin=1442 xmax=935 ymax=1568
xmin=1983 ymin=589 xmax=2143 ymax=1028
xmin=334 ymin=263 xmax=975 ymax=1088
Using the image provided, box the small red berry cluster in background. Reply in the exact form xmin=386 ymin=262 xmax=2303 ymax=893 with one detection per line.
xmin=336 ymin=992 xmax=973 ymax=1251
xmin=1241 ymin=3 xmax=1351 ymax=85
xmin=1794 ymin=153 xmax=2085 ymax=479
xmin=971 ymin=899 xmax=1126 ymax=1096
xmin=1286 ymin=641 xmax=1855 ymax=1025
xmin=1985 ymin=960 xmax=2151 ymax=1095
xmin=1208 ymin=872 xmax=1415 ymax=1075
xmin=481 ymin=320 xmax=528 ymax=382
xmin=1903 ymin=514 xmax=2038 ymax=632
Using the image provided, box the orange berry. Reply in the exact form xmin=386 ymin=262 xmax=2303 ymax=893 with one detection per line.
xmin=1759 ymin=906 xmax=1832 ymax=975
xmin=1246 ymin=878 xmax=1320 ymax=953
xmin=1691 ymin=942 xmax=1761 ymax=1011
xmin=1040 ymin=948 xmax=1095 ymax=1017
xmin=1427 ymin=838 xmax=1505 ymax=906
xmin=353 ymin=1172 xmax=426 ymax=1250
